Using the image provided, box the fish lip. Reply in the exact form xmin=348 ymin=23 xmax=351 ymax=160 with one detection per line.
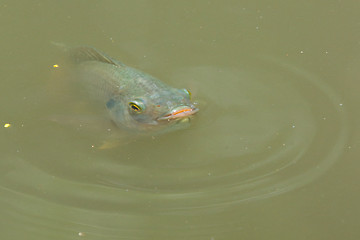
xmin=157 ymin=107 xmax=199 ymax=121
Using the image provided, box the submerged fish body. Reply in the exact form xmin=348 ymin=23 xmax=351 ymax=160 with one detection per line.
xmin=69 ymin=46 xmax=198 ymax=133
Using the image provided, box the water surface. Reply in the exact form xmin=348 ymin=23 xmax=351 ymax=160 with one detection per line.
xmin=1 ymin=1 xmax=359 ymax=240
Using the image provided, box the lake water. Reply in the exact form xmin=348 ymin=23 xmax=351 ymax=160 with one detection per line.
xmin=1 ymin=1 xmax=360 ymax=239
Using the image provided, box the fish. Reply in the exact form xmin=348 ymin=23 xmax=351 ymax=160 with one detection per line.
xmin=66 ymin=46 xmax=199 ymax=134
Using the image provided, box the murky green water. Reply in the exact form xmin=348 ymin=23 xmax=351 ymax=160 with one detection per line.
xmin=1 ymin=1 xmax=360 ymax=239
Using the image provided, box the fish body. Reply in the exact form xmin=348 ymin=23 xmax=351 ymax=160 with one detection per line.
xmin=69 ymin=47 xmax=198 ymax=134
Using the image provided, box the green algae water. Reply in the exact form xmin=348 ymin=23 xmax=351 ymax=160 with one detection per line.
xmin=1 ymin=1 xmax=359 ymax=240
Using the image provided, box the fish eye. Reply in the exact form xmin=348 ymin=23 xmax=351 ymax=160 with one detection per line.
xmin=128 ymin=100 xmax=145 ymax=113
xmin=182 ymin=89 xmax=192 ymax=99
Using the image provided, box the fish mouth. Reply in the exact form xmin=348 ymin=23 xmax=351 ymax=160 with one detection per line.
xmin=157 ymin=106 xmax=199 ymax=121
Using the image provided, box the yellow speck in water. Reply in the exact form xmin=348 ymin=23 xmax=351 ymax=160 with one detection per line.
xmin=4 ymin=123 xmax=11 ymax=128
xmin=53 ymin=64 xmax=59 ymax=68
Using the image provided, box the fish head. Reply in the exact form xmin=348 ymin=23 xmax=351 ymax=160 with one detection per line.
xmin=108 ymin=87 xmax=199 ymax=133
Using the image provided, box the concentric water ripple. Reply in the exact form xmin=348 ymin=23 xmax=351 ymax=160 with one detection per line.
xmin=1 ymin=57 xmax=349 ymax=220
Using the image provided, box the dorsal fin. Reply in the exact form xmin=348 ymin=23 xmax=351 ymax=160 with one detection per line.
xmin=70 ymin=46 xmax=123 ymax=66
